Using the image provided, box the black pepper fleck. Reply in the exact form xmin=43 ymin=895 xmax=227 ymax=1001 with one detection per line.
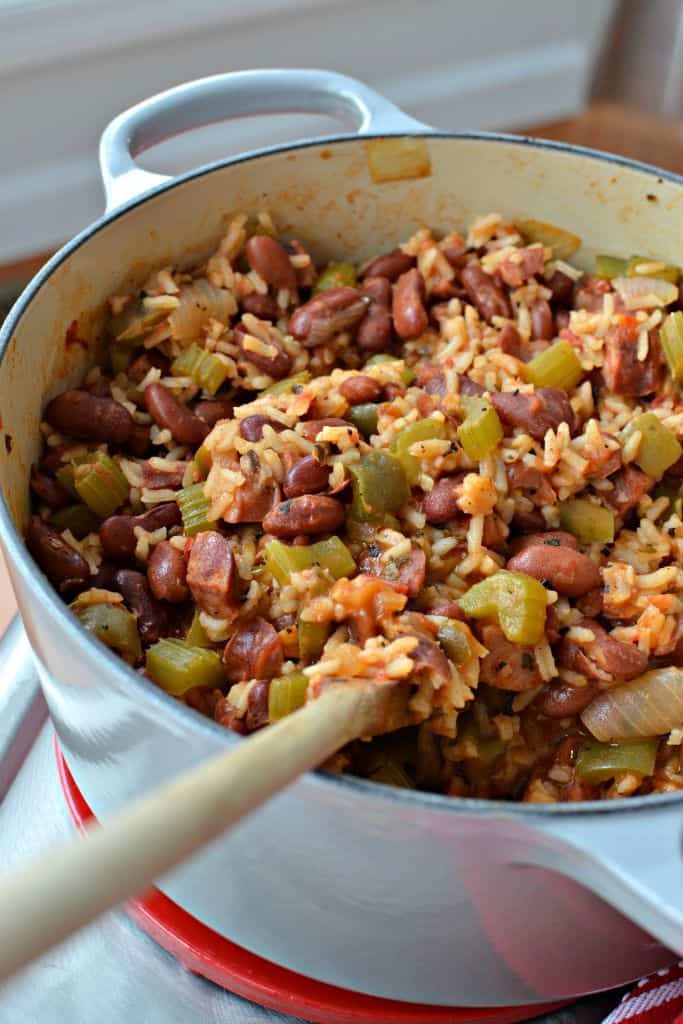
xmin=521 ymin=653 xmax=534 ymax=670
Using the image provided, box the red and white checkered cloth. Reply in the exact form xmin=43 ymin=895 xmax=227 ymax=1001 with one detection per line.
xmin=602 ymin=964 xmax=683 ymax=1024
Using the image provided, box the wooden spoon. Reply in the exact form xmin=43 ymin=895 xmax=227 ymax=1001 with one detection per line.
xmin=0 ymin=677 xmax=414 ymax=983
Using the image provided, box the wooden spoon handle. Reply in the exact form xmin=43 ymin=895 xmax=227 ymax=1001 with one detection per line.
xmin=0 ymin=684 xmax=370 ymax=983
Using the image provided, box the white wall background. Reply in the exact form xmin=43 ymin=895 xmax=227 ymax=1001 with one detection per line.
xmin=0 ymin=0 xmax=615 ymax=262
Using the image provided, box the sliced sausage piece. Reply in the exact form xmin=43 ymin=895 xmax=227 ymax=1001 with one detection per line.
xmin=478 ymin=623 xmax=542 ymax=691
xmin=498 ymin=245 xmax=545 ymax=288
xmin=223 ymin=617 xmax=284 ymax=683
xmin=605 ymin=465 xmax=654 ymax=517
xmin=186 ymin=531 xmax=239 ymax=617
xmin=506 ymin=544 xmax=601 ymax=598
xmin=491 ymin=386 xmax=576 ymax=441
xmin=603 ymin=322 xmax=663 ymax=396
xmin=357 ymin=545 xmax=426 ymax=598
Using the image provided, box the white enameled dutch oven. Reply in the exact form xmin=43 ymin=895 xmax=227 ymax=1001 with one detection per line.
xmin=0 ymin=69 xmax=682 ymax=1007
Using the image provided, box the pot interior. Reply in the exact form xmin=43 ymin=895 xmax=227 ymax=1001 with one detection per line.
xmin=1 ymin=134 xmax=680 ymax=538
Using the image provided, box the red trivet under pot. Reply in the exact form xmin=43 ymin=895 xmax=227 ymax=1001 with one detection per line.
xmin=55 ymin=739 xmax=572 ymax=1024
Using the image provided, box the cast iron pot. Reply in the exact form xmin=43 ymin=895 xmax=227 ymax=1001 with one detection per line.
xmin=0 ymin=70 xmax=682 ymax=1007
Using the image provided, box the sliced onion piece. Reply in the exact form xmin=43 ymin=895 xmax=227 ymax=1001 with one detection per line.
xmin=613 ymin=276 xmax=679 ymax=310
xmin=169 ymin=279 xmax=237 ymax=341
xmin=581 ymin=666 xmax=683 ymax=742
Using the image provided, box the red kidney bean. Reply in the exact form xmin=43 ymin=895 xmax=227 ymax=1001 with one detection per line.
xmin=392 ymin=269 xmax=428 ymax=340
xmin=141 ymin=461 xmax=189 ymax=490
xmin=498 ymin=245 xmax=545 ymax=288
xmin=512 ymin=508 xmax=546 ymax=533
xmin=559 ymin=618 xmax=647 ymax=682
xmin=507 ymin=544 xmax=601 ymax=597
xmin=547 ymin=269 xmax=574 ymax=307
xmin=339 ymin=375 xmax=382 ymax=404
xmin=357 ymin=276 xmax=393 ymax=352
xmin=577 ymin=586 xmax=603 ymax=618
xmin=186 ymin=531 xmax=239 ymax=618
xmin=263 ymin=494 xmax=345 ymax=537
xmin=127 ymin=424 xmax=153 ymax=457
xmin=539 ymin=682 xmax=596 ymax=718
xmin=100 ymin=502 xmax=181 ymax=561
xmin=299 ymin=418 xmax=353 ymax=442
xmin=127 ymin=349 xmax=170 ymax=385
xmin=361 ymin=248 xmax=416 ymax=282
xmin=440 ymin=234 xmax=468 ymax=269
xmin=461 ymin=264 xmax=512 ymax=323
xmin=478 ymin=623 xmax=542 ymax=691
xmin=115 ymin=569 xmax=168 ymax=646
xmin=144 ymin=382 xmax=209 ymax=446
xmin=245 ymin=235 xmax=298 ymax=294
xmin=233 ymin=320 xmax=292 ymax=379
xmin=245 ymin=680 xmax=272 ymax=731
xmin=239 ymin=292 xmax=279 ymax=320
xmin=491 ymin=386 xmax=576 ymax=441
xmin=283 ymin=455 xmax=331 ymax=499
xmin=45 ymin=390 xmax=133 ymax=444
xmin=193 ymin=398 xmax=233 ymax=428
xmin=286 ymin=239 xmax=317 ymax=289
xmin=509 ymin=530 xmax=577 ymax=555
xmin=26 ymin=515 xmax=90 ymax=588
xmin=147 ymin=541 xmax=188 ymax=603
xmin=423 ymin=476 xmax=464 ymax=524
xmin=498 ymin=323 xmax=522 ymax=358
xmin=239 ymin=414 xmax=286 ymax=442
xmin=86 ymin=376 xmax=112 ymax=398
xmin=288 ymin=288 xmax=369 ymax=347
xmin=531 ymin=299 xmax=554 ymax=341
xmin=30 ymin=466 xmax=70 ymax=509
xmin=223 ymin=617 xmax=284 ymax=683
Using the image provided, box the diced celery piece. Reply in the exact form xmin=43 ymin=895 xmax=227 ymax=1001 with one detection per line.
xmin=313 ymin=261 xmax=357 ymax=293
xmin=559 ymin=499 xmax=615 ymax=544
xmin=268 ymin=672 xmax=309 ymax=721
xmin=369 ymin=760 xmax=415 ymax=788
xmin=73 ymin=602 xmax=141 ymax=664
xmin=364 ymin=353 xmax=416 ymax=386
xmin=50 ymin=504 xmax=100 ymax=539
xmin=457 ymin=400 xmax=503 ymax=462
xmin=178 ymin=483 xmax=215 ymax=536
xmin=74 ymin=453 xmax=129 ymax=518
xmin=661 ymin=311 xmax=683 ymax=383
xmin=437 ymin=621 xmax=471 ymax=665
xmin=171 ymin=344 xmax=229 ymax=395
xmin=621 ymin=412 xmax=682 ymax=480
xmin=298 ymin=617 xmax=330 ymax=660
xmin=146 ymin=638 xmax=224 ymax=697
xmin=349 ymin=451 xmax=409 ymax=519
xmin=595 ymin=254 xmax=628 ymax=280
xmin=194 ymin=445 xmax=212 ymax=480
xmin=185 ymin=608 xmax=211 ymax=647
xmin=459 ymin=571 xmax=548 ymax=645
xmin=525 ymin=339 xmax=583 ymax=391
xmin=107 ymin=300 xmax=167 ymax=344
xmin=171 ymin=343 xmax=204 ymax=378
xmin=110 ymin=345 xmax=132 ymax=375
xmin=346 ymin=403 xmax=379 ymax=438
xmin=575 ymin=739 xmax=657 ymax=784
xmin=260 ymin=371 xmax=311 ymax=397
xmin=393 ymin=418 xmax=447 ymax=484
xmin=264 ymin=536 xmax=355 ymax=585
xmin=626 ymin=256 xmax=679 ymax=284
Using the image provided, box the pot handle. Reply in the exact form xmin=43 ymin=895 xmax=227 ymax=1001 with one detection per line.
xmin=531 ymin=807 xmax=683 ymax=955
xmin=99 ymin=68 xmax=428 ymax=212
